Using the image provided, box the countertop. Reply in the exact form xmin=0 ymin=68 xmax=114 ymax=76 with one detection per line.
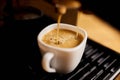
xmin=76 ymin=12 xmax=120 ymax=54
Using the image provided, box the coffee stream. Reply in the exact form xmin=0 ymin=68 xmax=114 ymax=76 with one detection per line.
xmin=56 ymin=14 xmax=79 ymax=44
xmin=57 ymin=14 xmax=62 ymax=44
xmin=75 ymin=12 xmax=80 ymax=39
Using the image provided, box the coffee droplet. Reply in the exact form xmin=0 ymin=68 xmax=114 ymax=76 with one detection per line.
xmin=56 ymin=4 xmax=67 ymax=14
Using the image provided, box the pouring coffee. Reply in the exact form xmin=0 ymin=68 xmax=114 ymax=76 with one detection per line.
xmin=51 ymin=0 xmax=82 ymax=45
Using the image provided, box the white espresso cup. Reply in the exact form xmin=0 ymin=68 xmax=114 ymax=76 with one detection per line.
xmin=37 ymin=23 xmax=87 ymax=74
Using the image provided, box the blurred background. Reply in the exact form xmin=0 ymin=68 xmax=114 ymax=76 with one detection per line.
xmin=0 ymin=0 xmax=120 ymax=30
xmin=0 ymin=0 xmax=120 ymax=80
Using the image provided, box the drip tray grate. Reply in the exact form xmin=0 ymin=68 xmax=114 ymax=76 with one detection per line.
xmin=29 ymin=39 xmax=120 ymax=80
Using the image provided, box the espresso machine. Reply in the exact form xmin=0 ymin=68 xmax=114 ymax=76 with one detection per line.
xmin=0 ymin=0 xmax=120 ymax=80
xmin=1 ymin=0 xmax=120 ymax=29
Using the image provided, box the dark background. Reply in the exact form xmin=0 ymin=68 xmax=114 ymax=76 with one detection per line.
xmin=80 ymin=0 xmax=120 ymax=30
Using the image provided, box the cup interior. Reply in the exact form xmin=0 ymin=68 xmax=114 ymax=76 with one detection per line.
xmin=37 ymin=23 xmax=87 ymax=50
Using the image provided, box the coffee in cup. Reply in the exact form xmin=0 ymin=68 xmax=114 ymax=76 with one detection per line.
xmin=42 ymin=29 xmax=83 ymax=48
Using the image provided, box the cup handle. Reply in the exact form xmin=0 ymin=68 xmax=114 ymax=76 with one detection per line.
xmin=42 ymin=52 xmax=56 ymax=72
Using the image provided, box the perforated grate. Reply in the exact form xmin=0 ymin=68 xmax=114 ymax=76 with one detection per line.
xmin=29 ymin=39 xmax=120 ymax=80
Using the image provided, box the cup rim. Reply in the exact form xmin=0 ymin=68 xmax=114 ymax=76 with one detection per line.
xmin=37 ymin=23 xmax=87 ymax=52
